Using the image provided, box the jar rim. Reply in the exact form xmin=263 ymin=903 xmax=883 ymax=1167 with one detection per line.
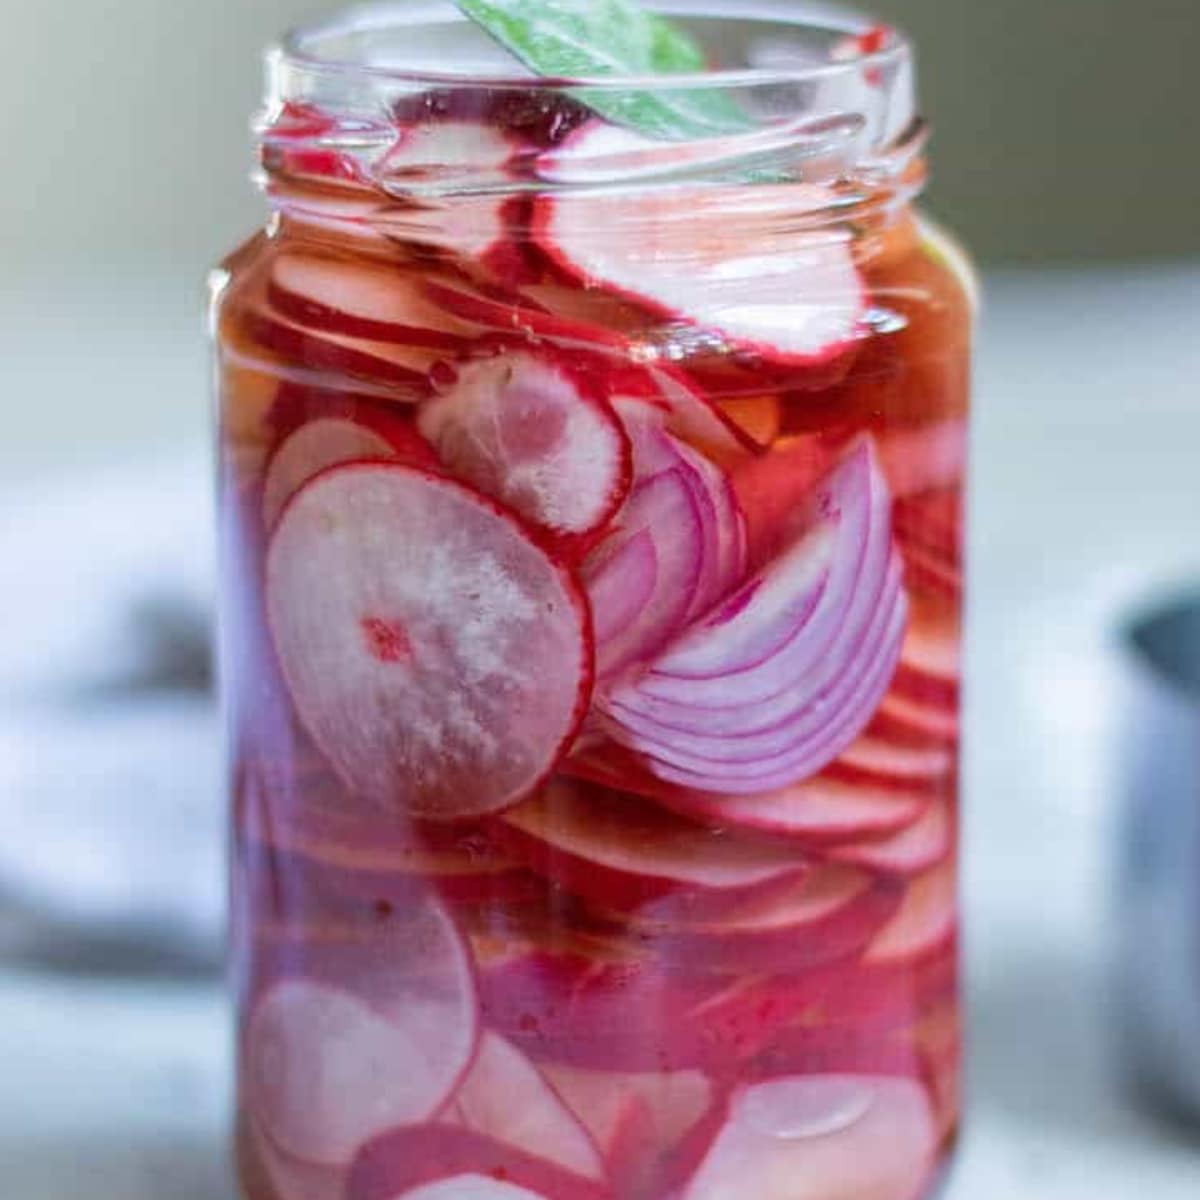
xmin=275 ymin=0 xmax=912 ymax=93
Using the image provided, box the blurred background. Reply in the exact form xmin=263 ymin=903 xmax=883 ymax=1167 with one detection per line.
xmin=1 ymin=1 xmax=1198 ymax=1197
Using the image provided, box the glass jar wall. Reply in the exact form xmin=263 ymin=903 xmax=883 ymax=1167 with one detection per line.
xmin=213 ymin=5 xmax=974 ymax=1198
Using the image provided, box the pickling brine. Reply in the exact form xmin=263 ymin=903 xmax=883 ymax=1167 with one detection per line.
xmin=215 ymin=4 xmax=973 ymax=1198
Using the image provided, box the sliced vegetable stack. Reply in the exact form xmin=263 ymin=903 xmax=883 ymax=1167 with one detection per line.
xmin=218 ymin=5 xmax=969 ymax=1195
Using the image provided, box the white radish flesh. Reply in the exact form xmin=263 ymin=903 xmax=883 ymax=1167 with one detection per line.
xmin=683 ymin=1075 xmax=937 ymax=1200
xmin=265 ymin=463 xmax=592 ymax=819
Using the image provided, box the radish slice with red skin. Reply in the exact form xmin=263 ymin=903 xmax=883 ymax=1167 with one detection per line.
xmin=902 ymin=543 xmax=963 ymax=602
xmin=873 ymin=690 xmax=959 ymax=747
xmin=534 ymin=184 xmax=866 ymax=367
xmin=863 ymin=861 xmax=958 ymax=966
xmin=874 ymin=419 xmax=967 ymax=498
xmin=474 ymin=936 xmax=812 ymax=1071
xmin=540 ymin=1064 xmax=713 ymax=1161
xmin=892 ymin=600 xmax=961 ymax=704
xmin=541 ymin=1064 xmax=713 ymax=1196
xmin=265 ymin=463 xmax=592 ymax=820
xmin=825 ymin=734 xmax=954 ymax=788
xmin=380 ymin=120 xmax=518 ymax=176
xmin=424 ymin=278 xmax=630 ymax=354
xmin=613 ymin=865 xmax=900 ymax=974
xmin=894 ymin=488 xmax=962 ymax=563
xmin=408 ymin=1180 xmax=555 ymax=1200
xmin=417 ymin=349 xmax=632 ymax=549
xmin=826 ymin=797 xmax=953 ymax=876
xmin=254 ymin=1122 xmax=345 ymax=1200
xmin=245 ymin=894 xmax=478 ymax=1167
xmin=536 ymin=118 xmax=734 ymax=185
xmin=377 ymin=122 xmax=520 ymax=263
xmin=242 ymin=304 xmax=434 ymax=397
xmin=496 ymin=777 xmax=804 ymax=913
xmin=444 ymin=1033 xmax=606 ymax=1183
xmin=261 ymin=410 xmax=437 ymax=529
xmin=348 ymin=1126 xmax=612 ymax=1200
xmin=399 ymin=1179 xmax=547 ymax=1200
xmin=269 ymin=255 xmax=473 ymax=348
xmin=563 ymin=743 xmax=931 ymax=844
xmin=682 ymin=1074 xmax=937 ymax=1200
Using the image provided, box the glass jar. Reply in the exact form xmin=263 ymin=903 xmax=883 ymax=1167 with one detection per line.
xmin=213 ymin=4 xmax=974 ymax=1198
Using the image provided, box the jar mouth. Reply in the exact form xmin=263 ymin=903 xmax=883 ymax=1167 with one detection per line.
xmin=261 ymin=1 xmax=921 ymax=204
xmin=277 ymin=0 xmax=911 ymax=93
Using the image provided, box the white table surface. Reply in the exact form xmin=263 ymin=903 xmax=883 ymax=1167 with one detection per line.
xmin=2 ymin=262 xmax=1200 ymax=1196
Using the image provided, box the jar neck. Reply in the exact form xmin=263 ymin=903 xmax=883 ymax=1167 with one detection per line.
xmin=254 ymin=3 xmax=926 ymax=239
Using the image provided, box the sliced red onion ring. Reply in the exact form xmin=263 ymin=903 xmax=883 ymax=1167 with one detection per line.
xmin=598 ymin=441 xmax=906 ymax=793
xmin=585 ymin=417 xmax=745 ymax=680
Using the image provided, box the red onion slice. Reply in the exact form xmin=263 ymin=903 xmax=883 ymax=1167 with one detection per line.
xmin=598 ymin=441 xmax=906 ymax=793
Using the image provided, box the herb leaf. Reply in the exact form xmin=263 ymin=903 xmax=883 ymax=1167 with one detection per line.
xmin=456 ymin=0 xmax=751 ymax=140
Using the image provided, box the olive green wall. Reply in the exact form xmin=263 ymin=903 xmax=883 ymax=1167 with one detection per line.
xmin=0 ymin=0 xmax=1196 ymax=272
xmin=868 ymin=0 xmax=1200 ymax=262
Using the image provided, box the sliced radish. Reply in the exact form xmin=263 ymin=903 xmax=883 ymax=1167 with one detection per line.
xmin=598 ymin=441 xmax=906 ymax=793
xmin=496 ymin=777 xmax=804 ymax=913
xmin=381 ymin=120 xmax=517 ymax=177
xmin=534 ymin=184 xmax=865 ymax=366
xmin=537 ymin=119 xmax=731 ymax=185
xmin=376 ymin=121 xmax=519 ymax=263
xmin=615 ymin=865 xmax=900 ymax=973
xmin=245 ymin=894 xmax=477 ymax=1167
xmin=541 ymin=1064 xmax=713 ymax=1196
xmin=903 ymin=542 xmax=963 ymax=602
xmin=261 ymin=409 xmax=437 ymax=529
xmin=254 ymin=1121 xmax=345 ymax=1200
xmin=894 ymin=488 xmax=962 ymax=564
xmin=444 ymin=1033 xmax=605 ymax=1183
xmin=269 ymin=254 xmax=472 ymax=349
xmin=475 ymin=931 xmax=800 ymax=1071
xmin=872 ymin=691 xmax=959 ymax=747
xmin=398 ymin=1180 xmax=548 ymax=1200
xmin=417 ymin=348 xmax=632 ymax=549
xmin=682 ymin=1075 xmax=937 ymax=1200
xmin=265 ymin=463 xmax=592 ymax=819
xmin=824 ymin=734 xmax=954 ymax=788
xmin=541 ymin=1064 xmax=712 ymax=1160
xmin=239 ymin=769 xmax=540 ymax=909
xmin=348 ymin=1125 xmax=611 ymax=1200
xmin=862 ymin=861 xmax=957 ymax=966
xmin=892 ymin=598 xmax=961 ymax=705
xmin=564 ymin=743 xmax=931 ymax=844
xmin=826 ymin=797 xmax=953 ymax=876
xmin=874 ymin=419 xmax=968 ymax=498
xmin=424 ymin=278 xmax=631 ymax=354
xmin=244 ymin=303 xmax=434 ymax=396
